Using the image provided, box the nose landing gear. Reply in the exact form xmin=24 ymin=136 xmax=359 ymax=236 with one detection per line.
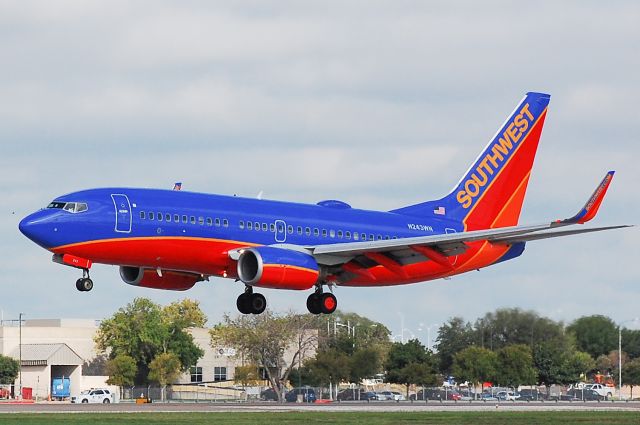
xmin=236 ymin=286 xmax=267 ymax=315
xmin=75 ymin=269 xmax=93 ymax=292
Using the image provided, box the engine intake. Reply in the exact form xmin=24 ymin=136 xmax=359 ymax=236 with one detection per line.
xmin=237 ymin=247 xmax=319 ymax=290
xmin=119 ymin=266 xmax=201 ymax=291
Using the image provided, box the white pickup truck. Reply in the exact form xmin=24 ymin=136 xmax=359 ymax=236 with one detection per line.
xmin=584 ymin=384 xmax=614 ymax=400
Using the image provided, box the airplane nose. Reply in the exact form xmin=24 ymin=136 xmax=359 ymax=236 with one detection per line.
xmin=19 ymin=211 xmax=56 ymax=249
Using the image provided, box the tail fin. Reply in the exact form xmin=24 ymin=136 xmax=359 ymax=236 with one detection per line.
xmin=391 ymin=92 xmax=551 ymax=231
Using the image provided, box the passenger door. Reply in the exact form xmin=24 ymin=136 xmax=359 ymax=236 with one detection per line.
xmin=111 ymin=194 xmax=132 ymax=233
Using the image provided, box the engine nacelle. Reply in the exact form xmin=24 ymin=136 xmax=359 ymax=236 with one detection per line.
xmin=119 ymin=266 xmax=201 ymax=291
xmin=236 ymin=247 xmax=319 ymax=290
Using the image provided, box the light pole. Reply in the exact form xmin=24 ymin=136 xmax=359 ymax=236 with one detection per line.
xmin=19 ymin=312 xmax=23 ymax=400
xmin=618 ymin=318 xmax=639 ymax=401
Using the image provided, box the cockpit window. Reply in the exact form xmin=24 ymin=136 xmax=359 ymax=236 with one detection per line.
xmin=48 ymin=202 xmax=88 ymax=213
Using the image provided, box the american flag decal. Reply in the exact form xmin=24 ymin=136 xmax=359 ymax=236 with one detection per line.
xmin=433 ymin=206 xmax=445 ymax=215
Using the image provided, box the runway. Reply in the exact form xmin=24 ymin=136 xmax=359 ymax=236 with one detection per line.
xmin=1 ymin=401 xmax=640 ymax=414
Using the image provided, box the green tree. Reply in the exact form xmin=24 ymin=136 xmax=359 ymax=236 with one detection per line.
xmin=622 ymin=358 xmax=640 ymax=400
xmin=303 ymin=348 xmax=351 ymax=388
xmin=349 ymin=348 xmax=381 ymax=384
xmin=474 ymin=308 xmax=564 ymax=351
xmin=234 ymin=364 xmax=260 ymax=388
xmin=435 ymin=317 xmax=474 ymax=374
xmin=452 ymin=346 xmax=497 ymax=396
xmin=105 ymin=354 xmax=137 ymax=398
xmin=210 ymin=310 xmax=318 ymax=403
xmin=148 ymin=352 xmax=182 ymax=401
xmin=385 ymin=339 xmax=437 ymax=398
xmin=568 ymin=315 xmax=618 ymax=359
xmin=495 ymin=344 xmax=536 ymax=388
xmin=621 ymin=329 xmax=640 ymax=359
xmin=0 ymin=355 xmax=19 ymax=384
xmin=95 ymin=298 xmax=205 ymax=383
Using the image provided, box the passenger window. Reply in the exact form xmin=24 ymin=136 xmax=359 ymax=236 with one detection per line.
xmin=255 ymin=222 xmax=260 ymax=231
xmin=297 ymin=226 xmax=303 ymax=235
xmin=305 ymin=227 xmax=311 ymax=236
xmin=149 ymin=212 xmax=155 ymax=220
xmin=223 ymin=219 xmax=229 ymax=228
xmin=182 ymin=215 xmax=187 ymax=223
xmin=262 ymin=223 xmax=268 ymax=231
xmin=166 ymin=214 xmax=171 ymax=222
xmin=190 ymin=216 xmax=196 ymax=224
xmin=345 ymin=231 xmax=350 ymax=239
xmin=377 ymin=235 xmax=382 ymax=240
xmin=206 ymin=217 xmax=212 ymax=226
xmin=140 ymin=211 xmax=146 ymax=220
xmin=247 ymin=222 xmax=253 ymax=230
xmin=385 ymin=235 xmax=390 ymax=240
xmin=337 ymin=230 xmax=343 ymax=238
xmin=322 ymin=229 xmax=327 ymax=237
xmin=369 ymin=234 xmax=374 ymax=241
xmin=287 ymin=225 xmax=293 ymax=234
xmin=215 ymin=218 xmax=221 ymax=227
xmin=158 ymin=213 xmax=163 ymax=221
xmin=314 ymin=228 xmax=320 ymax=237
xmin=270 ymin=224 xmax=275 ymax=232
xmin=353 ymin=232 xmax=359 ymax=241
xmin=174 ymin=214 xmax=180 ymax=222
xmin=198 ymin=217 xmax=204 ymax=225
xmin=330 ymin=230 xmax=336 ymax=238
xmin=239 ymin=220 xmax=245 ymax=229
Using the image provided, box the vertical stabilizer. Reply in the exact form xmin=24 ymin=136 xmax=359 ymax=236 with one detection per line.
xmin=391 ymin=92 xmax=550 ymax=231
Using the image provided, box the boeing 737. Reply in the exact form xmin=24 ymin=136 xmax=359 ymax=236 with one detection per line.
xmin=19 ymin=92 xmax=629 ymax=315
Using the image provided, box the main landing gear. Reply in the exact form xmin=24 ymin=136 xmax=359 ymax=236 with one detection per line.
xmin=75 ymin=269 xmax=93 ymax=292
xmin=236 ymin=286 xmax=267 ymax=315
xmin=306 ymin=286 xmax=337 ymax=315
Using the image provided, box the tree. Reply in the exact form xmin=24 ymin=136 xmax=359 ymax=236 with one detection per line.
xmin=95 ymin=298 xmax=206 ymax=383
xmin=452 ymin=346 xmax=497 ymax=396
xmin=473 ymin=308 xmax=564 ymax=351
xmin=434 ymin=317 xmax=474 ymax=374
xmin=568 ymin=315 xmax=618 ymax=359
xmin=210 ymin=310 xmax=318 ymax=403
xmin=0 ymin=355 xmax=19 ymax=385
xmin=234 ymin=364 xmax=260 ymax=388
xmin=105 ymin=354 xmax=137 ymax=399
xmin=302 ymin=348 xmax=351 ymax=388
xmin=622 ymin=329 xmax=640 ymax=359
xmin=622 ymin=358 xmax=640 ymax=400
xmin=495 ymin=344 xmax=536 ymax=388
xmin=349 ymin=347 xmax=381 ymax=385
xmin=385 ymin=339 xmax=437 ymax=398
xmin=148 ymin=352 xmax=182 ymax=401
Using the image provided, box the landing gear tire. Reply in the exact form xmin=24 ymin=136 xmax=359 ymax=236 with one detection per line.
xmin=236 ymin=291 xmax=267 ymax=314
xmin=307 ymin=291 xmax=337 ymax=315
xmin=249 ymin=293 xmax=267 ymax=314
xmin=76 ymin=278 xmax=93 ymax=292
xmin=306 ymin=293 xmax=321 ymax=315
xmin=320 ymin=293 xmax=337 ymax=314
xmin=236 ymin=293 xmax=252 ymax=314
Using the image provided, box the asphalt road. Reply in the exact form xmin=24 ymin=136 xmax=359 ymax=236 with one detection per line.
xmin=1 ymin=401 xmax=640 ymax=413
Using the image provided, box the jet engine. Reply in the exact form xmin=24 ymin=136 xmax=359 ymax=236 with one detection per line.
xmin=236 ymin=246 xmax=319 ymax=290
xmin=119 ymin=266 xmax=201 ymax=291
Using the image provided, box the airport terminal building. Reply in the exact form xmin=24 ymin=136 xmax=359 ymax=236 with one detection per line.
xmin=0 ymin=318 xmax=282 ymax=400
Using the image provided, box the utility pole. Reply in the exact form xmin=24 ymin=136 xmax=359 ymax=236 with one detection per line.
xmin=19 ymin=312 xmax=24 ymax=400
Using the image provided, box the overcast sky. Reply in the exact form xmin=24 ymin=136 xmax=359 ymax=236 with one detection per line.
xmin=1 ymin=1 xmax=638 ymax=345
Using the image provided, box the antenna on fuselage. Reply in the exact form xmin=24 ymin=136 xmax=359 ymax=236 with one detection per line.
xmin=173 ymin=182 xmax=182 ymax=191
xmin=257 ymin=191 xmax=264 ymax=200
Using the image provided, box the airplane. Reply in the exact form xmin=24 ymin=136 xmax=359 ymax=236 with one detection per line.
xmin=19 ymin=92 xmax=630 ymax=315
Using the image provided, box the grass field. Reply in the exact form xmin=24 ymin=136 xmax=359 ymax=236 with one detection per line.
xmin=0 ymin=412 xmax=639 ymax=425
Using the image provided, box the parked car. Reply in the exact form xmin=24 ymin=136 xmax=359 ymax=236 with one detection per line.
xmin=518 ymin=388 xmax=543 ymax=401
xmin=444 ymin=390 xmax=462 ymax=401
xmin=260 ymin=388 xmax=280 ymax=401
xmin=411 ymin=388 xmax=443 ymax=401
xmin=584 ymin=384 xmax=614 ymax=400
xmin=337 ymin=389 xmax=376 ymax=401
xmin=390 ymin=391 xmax=406 ymax=401
xmin=285 ymin=387 xmax=317 ymax=403
xmin=376 ymin=391 xmax=395 ymax=401
xmin=566 ymin=389 xmax=605 ymax=401
xmin=71 ymin=388 xmax=114 ymax=404
xmin=480 ymin=393 xmax=499 ymax=401
xmin=496 ymin=390 xmax=520 ymax=401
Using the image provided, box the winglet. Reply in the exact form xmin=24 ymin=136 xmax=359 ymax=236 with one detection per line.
xmin=559 ymin=171 xmax=615 ymax=225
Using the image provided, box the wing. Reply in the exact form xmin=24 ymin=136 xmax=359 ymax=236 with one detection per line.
xmin=309 ymin=171 xmax=630 ymax=268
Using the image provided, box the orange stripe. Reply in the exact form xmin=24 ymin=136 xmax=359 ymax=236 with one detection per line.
xmin=52 ymin=236 xmax=259 ymax=251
